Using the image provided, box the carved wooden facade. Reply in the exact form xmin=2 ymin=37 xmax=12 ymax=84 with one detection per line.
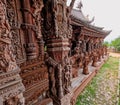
xmin=0 ymin=0 xmax=110 ymax=105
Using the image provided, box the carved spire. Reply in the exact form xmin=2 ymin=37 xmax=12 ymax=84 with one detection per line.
xmin=77 ymin=1 xmax=83 ymax=10
xmin=69 ymin=0 xmax=76 ymax=12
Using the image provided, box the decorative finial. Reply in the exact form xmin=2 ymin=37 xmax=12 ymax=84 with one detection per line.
xmin=77 ymin=1 xmax=83 ymax=10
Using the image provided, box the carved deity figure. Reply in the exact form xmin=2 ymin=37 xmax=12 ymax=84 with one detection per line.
xmin=48 ymin=66 xmax=56 ymax=96
xmin=4 ymin=94 xmax=24 ymax=105
xmin=64 ymin=66 xmax=70 ymax=92
xmin=62 ymin=56 xmax=71 ymax=94
xmin=0 ymin=0 xmax=17 ymax=72
xmin=104 ymin=46 xmax=107 ymax=55
xmin=32 ymin=0 xmax=43 ymax=39
xmin=83 ymin=52 xmax=89 ymax=75
xmin=92 ymin=49 xmax=98 ymax=67
xmin=56 ymin=63 xmax=64 ymax=98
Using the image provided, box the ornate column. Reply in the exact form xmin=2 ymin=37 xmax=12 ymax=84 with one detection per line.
xmin=83 ymin=52 xmax=90 ymax=74
xmin=82 ymin=36 xmax=90 ymax=75
xmin=104 ymin=46 xmax=108 ymax=55
xmin=42 ymin=0 xmax=75 ymax=105
xmin=31 ymin=0 xmax=45 ymax=60
xmin=92 ymin=39 xmax=98 ymax=67
xmin=21 ymin=0 xmax=37 ymax=60
xmin=79 ymin=35 xmax=85 ymax=68
xmin=97 ymin=40 xmax=101 ymax=61
xmin=88 ymin=38 xmax=93 ymax=64
xmin=0 ymin=1 xmax=25 ymax=104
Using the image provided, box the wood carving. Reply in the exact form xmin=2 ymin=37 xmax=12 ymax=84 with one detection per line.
xmin=83 ymin=52 xmax=89 ymax=75
xmin=6 ymin=0 xmax=25 ymax=63
xmin=0 ymin=0 xmax=110 ymax=105
xmin=0 ymin=0 xmax=17 ymax=72
xmin=0 ymin=1 xmax=25 ymax=105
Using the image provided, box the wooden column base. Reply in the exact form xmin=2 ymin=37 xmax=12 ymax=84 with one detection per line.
xmin=92 ymin=62 xmax=97 ymax=67
xmin=83 ymin=67 xmax=89 ymax=75
xmin=25 ymin=43 xmax=37 ymax=60
xmin=52 ymin=92 xmax=73 ymax=105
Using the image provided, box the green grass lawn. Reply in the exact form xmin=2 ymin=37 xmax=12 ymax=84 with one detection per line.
xmin=76 ymin=57 xmax=119 ymax=105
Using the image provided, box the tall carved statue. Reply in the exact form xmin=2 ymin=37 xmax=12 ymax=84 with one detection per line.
xmin=83 ymin=52 xmax=89 ymax=75
xmin=31 ymin=0 xmax=45 ymax=59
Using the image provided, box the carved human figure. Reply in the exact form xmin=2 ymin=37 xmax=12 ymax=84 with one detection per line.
xmin=48 ymin=66 xmax=56 ymax=96
xmin=62 ymin=56 xmax=71 ymax=94
xmin=102 ymin=46 xmax=105 ymax=58
xmin=83 ymin=52 xmax=89 ymax=75
xmin=104 ymin=46 xmax=107 ymax=55
xmin=56 ymin=63 xmax=64 ymax=98
xmin=63 ymin=65 xmax=70 ymax=94
xmin=92 ymin=49 xmax=98 ymax=67
xmin=98 ymin=48 xmax=102 ymax=61
xmin=32 ymin=0 xmax=43 ymax=39
xmin=4 ymin=94 xmax=24 ymax=105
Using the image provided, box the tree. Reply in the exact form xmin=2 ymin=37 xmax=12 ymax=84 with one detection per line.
xmin=111 ymin=36 xmax=120 ymax=51
xmin=103 ymin=41 xmax=109 ymax=47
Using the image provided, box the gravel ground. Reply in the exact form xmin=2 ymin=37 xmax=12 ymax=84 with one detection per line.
xmin=76 ymin=57 xmax=119 ymax=105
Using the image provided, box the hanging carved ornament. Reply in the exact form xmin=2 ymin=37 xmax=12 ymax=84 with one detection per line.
xmin=0 ymin=0 xmax=17 ymax=72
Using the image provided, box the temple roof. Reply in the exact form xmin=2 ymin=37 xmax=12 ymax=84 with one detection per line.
xmin=71 ymin=9 xmax=94 ymax=24
xmin=71 ymin=9 xmax=111 ymax=36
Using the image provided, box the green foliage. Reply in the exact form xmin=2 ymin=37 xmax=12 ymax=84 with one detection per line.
xmin=111 ymin=36 xmax=120 ymax=51
xmin=103 ymin=41 xmax=109 ymax=47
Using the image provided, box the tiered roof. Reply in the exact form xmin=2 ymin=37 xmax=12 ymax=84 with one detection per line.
xmin=70 ymin=7 xmax=111 ymax=36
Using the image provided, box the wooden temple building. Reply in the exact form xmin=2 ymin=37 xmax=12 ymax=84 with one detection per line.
xmin=0 ymin=0 xmax=111 ymax=105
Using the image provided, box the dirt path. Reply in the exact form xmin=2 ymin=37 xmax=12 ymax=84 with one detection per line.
xmin=109 ymin=52 xmax=120 ymax=58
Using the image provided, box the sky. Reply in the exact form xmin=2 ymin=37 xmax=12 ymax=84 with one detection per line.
xmin=67 ymin=0 xmax=120 ymax=42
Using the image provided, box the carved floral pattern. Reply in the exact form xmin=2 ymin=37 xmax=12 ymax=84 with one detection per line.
xmin=6 ymin=0 xmax=25 ymax=63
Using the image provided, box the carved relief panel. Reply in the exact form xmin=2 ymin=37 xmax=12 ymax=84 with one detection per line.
xmin=20 ymin=59 xmax=49 ymax=104
xmin=6 ymin=0 xmax=26 ymax=64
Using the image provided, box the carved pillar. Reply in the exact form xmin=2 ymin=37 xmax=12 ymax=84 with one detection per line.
xmin=21 ymin=0 xmax=37 ymax=60
xmin=83 ymin=52 xmax=89 ymax=75
xmin=97 ymin=39 xmax=102 ymax=61
xmin=89 ymin=38 xmax=94 ymax=64
xmin=97 ymin=42 xmax=100 ymax=61
xmin=31 ymin=0 xmax=45 ymax=60
xmin=99 ymin=38 xmax=104 ymax=58
xmin=105 ymin=46 xmax=107 ymax=55
xmin=92 ymin=42 xmax=98 ymax=67
xmin=82 ymin=36 xmax=90 ymax=75
xmin=0 ymin=1 xmax=25 ymax=104
xmin=42 ymin=0 xmax=73 ymax=105
xmin=91 ymin=38 xmax=98 ymax=67
xmin=92 ymin=51 xmax=97 ymax=67
xmin=79 ymin=35 xmax=85 ymax=68
xmin=38 ymin=39 xmax=45 ymax=60
xmin=56 ymin=64 xmax=64 ymax=98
